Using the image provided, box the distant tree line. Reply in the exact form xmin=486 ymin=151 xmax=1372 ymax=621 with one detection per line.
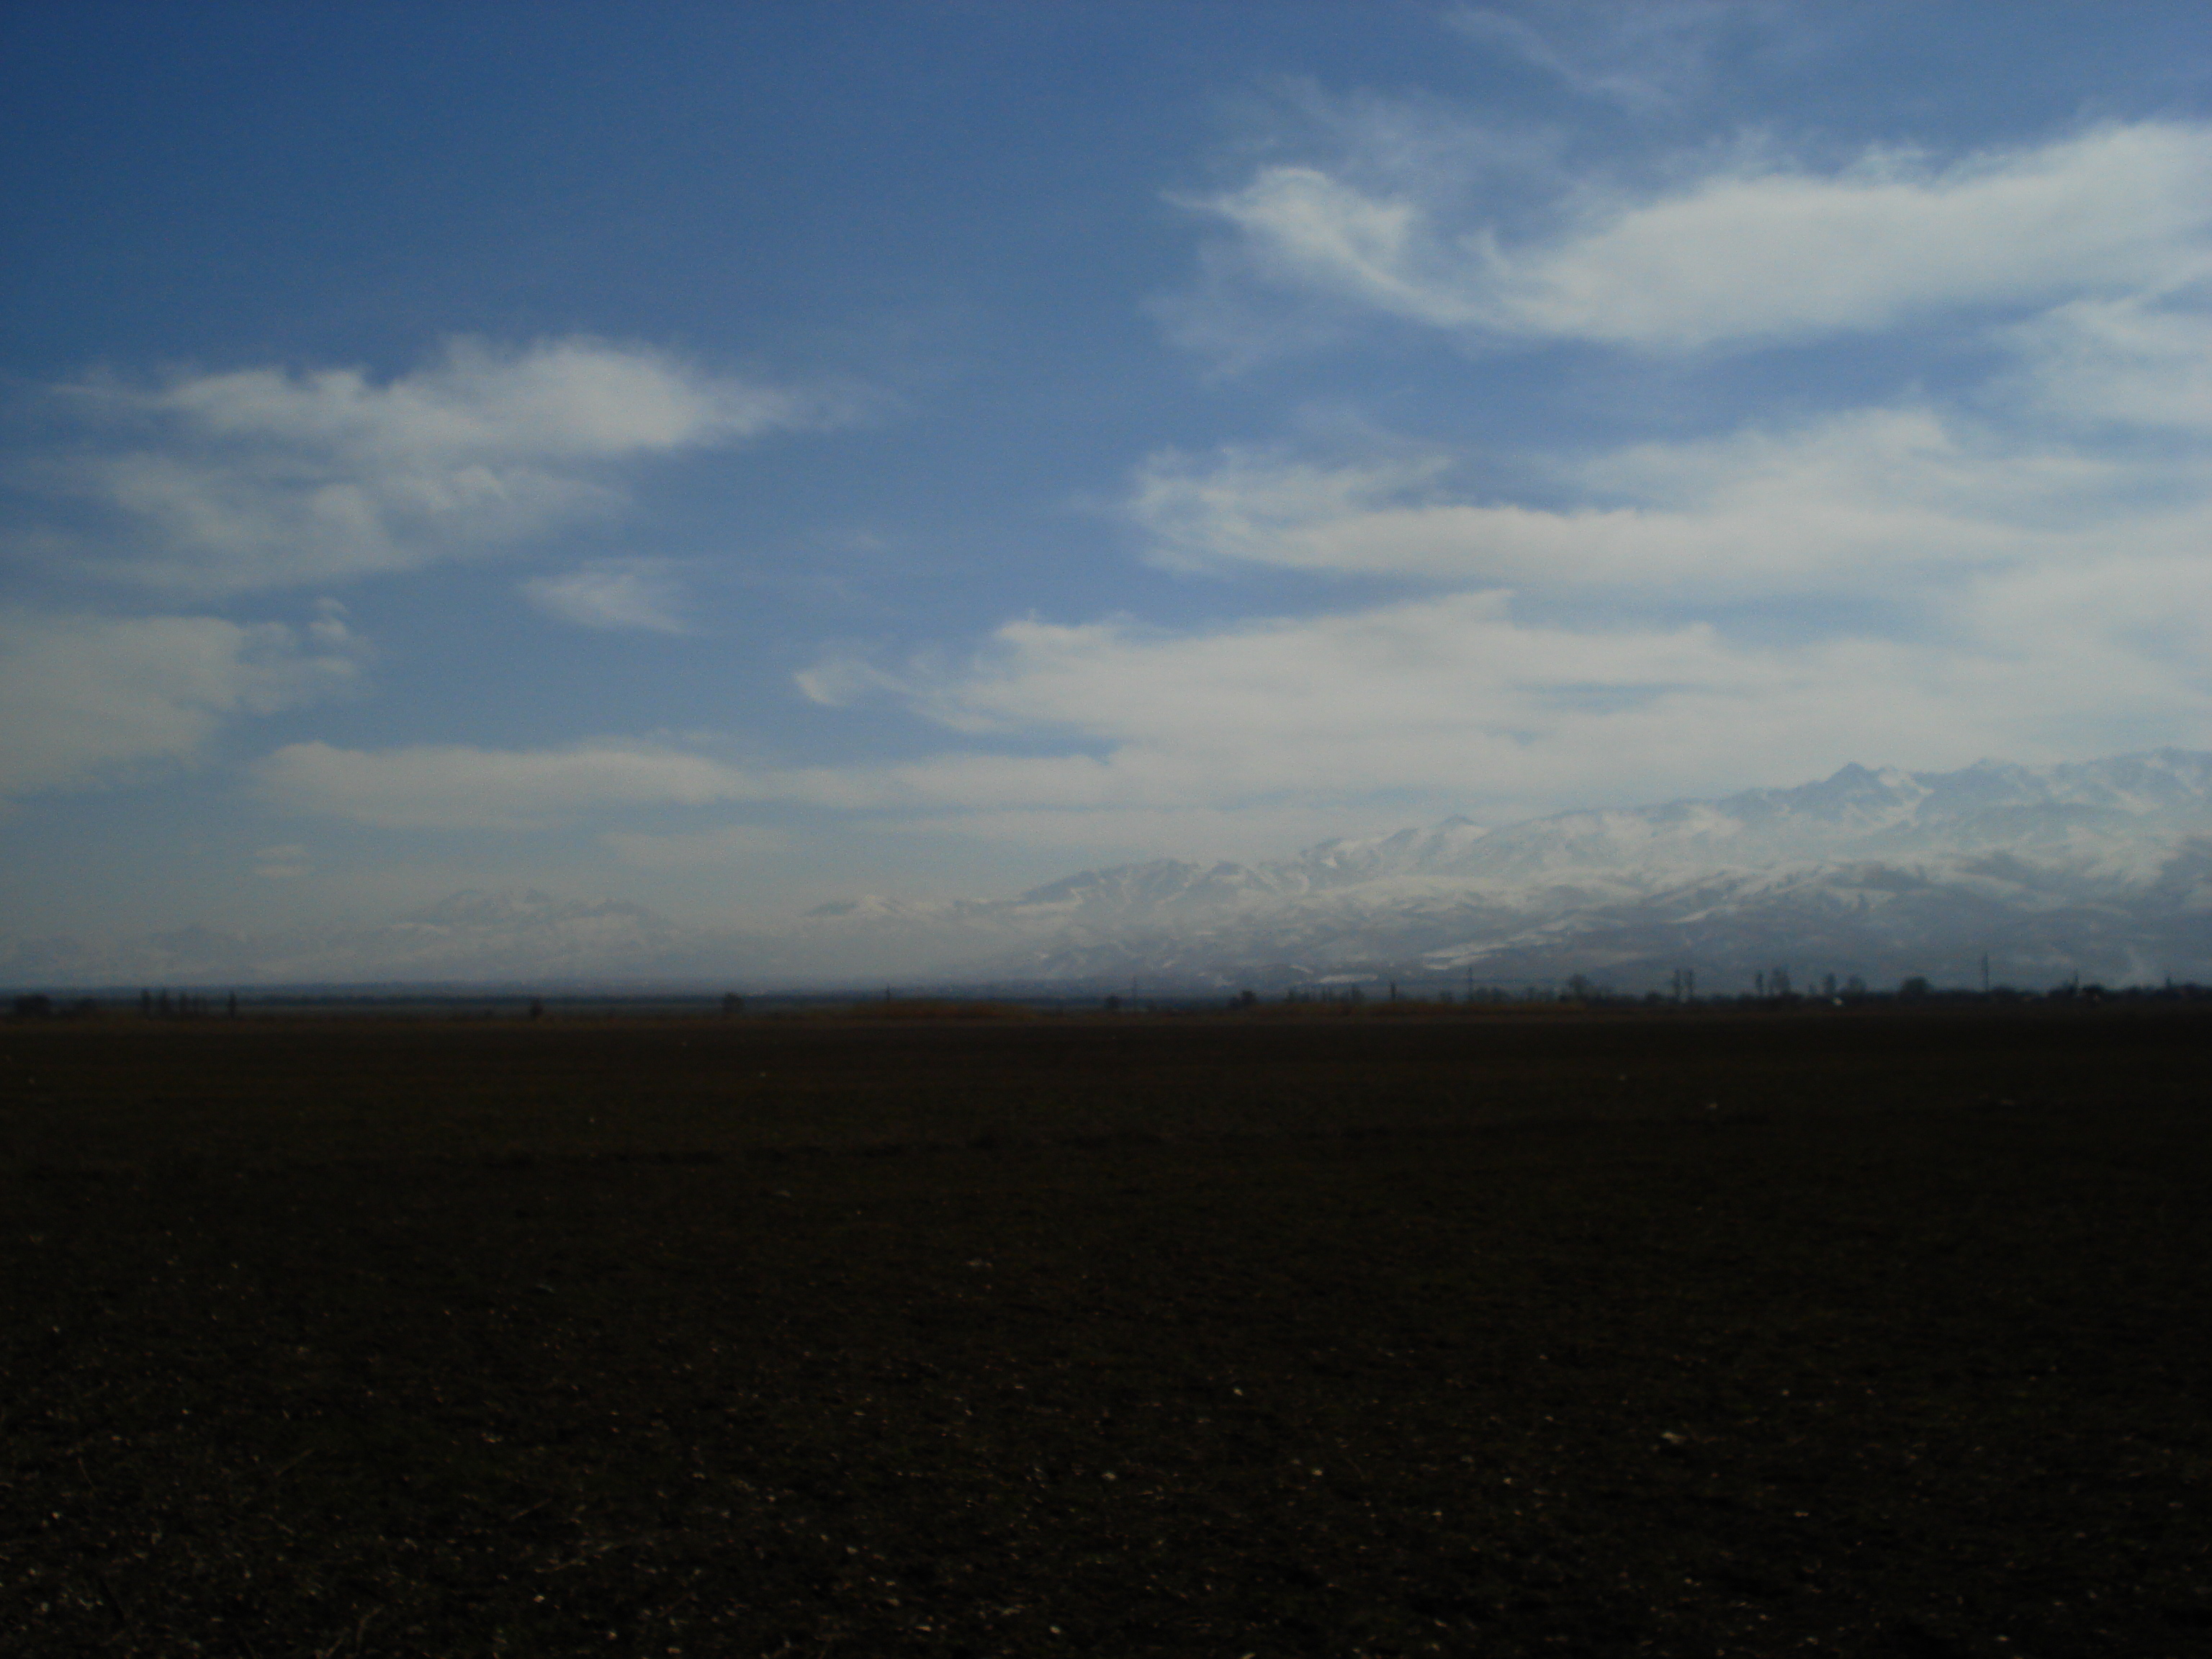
xmin=7 ymin=989 xmax=244 ymax=1020
xmin=1207 ymin=972 xmax=2212 ymax=1012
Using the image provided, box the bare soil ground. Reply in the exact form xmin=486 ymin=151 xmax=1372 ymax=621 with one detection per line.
xmin=2 ymin=1008 xmax=2208 ymax=1657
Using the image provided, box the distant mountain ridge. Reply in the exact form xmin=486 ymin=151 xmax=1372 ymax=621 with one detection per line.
xmin=796 ymin=749 xmax=2212 ymax=989
xmin=8 ymin=749 xmax=2212 ymax=992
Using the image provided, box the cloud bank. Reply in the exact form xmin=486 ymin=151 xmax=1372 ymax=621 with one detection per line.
xmin=14 ymin=338 xmax=848 ymax=595
xmin=0 ymin=607 xmax=364 ymax=800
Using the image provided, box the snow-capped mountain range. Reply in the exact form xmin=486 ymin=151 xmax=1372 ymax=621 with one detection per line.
xmin=10 ymin=750 xmax=2212 ymax=992
xmin=796 ymin=749 xmax=2212 ymax=991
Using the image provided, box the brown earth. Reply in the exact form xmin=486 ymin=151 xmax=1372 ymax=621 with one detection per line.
xmin=1 ymin=1008 xmax=2208 ymax=1656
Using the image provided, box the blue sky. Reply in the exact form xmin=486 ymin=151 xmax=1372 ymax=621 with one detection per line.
xmin=5 ymin=1 xmax=2212 ymax=937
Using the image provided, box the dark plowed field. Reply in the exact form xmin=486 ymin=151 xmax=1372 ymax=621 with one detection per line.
xmin=3 ymin=1009 xmax=2208 ymax=1656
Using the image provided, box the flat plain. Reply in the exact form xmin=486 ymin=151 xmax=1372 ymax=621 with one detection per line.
xmin=2 ymin=1007 xmax=2208 ymax=1657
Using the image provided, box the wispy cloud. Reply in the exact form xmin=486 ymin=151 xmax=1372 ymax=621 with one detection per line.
xmin=10 ymin=338 xmax=859 ymax=595
xmin=1443 ymin=2 xmax=1775 ymax=113
xmin=784 ymin=577 xmax=2211 ymax=837
xmin=2001 ymin=297 xmax=2212 ymax=433
xmin=1125 ymin=401 xmax=2203 ymax=597
xmin=522 ymin=561 xmax=692 ymax=632
xmin=1169 ymin=120 xmax=2212 ymax=354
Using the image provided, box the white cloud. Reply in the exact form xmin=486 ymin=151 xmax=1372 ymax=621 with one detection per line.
xmin=523 ymin=562 xmax=691 ymax=632
xmin=1064 ymin=296 xmax=2210 ymax=827
xmin=239 ymin=190 xmax=2212 ymax=863
xmin=0 ymin=609 xmax=364 ymax=800
xmin=1176 ymin=120 xmax=2212 ymax=352
xmin=253 ymin=739 xmax=757 ymax=830
xmin=802 ymin=321 xmax=2212 ymax=827
xmin=1128 ymin=446 xmax=1453 ymax=575
xmin=247 ymin=487 xmax=2212 ymax=852
xmin=1128 ymin=406 xmax=2204 ymax=595
xmin=1444 ymin=2 xmax=1762 ymax=112
xmin=793 ymin=577 xmax=2212 ymax=835
xmin=793 ymin=652 xmax=916 ymax=709
xmin=70 ymin=106 xmax=2200 ymax=875
xmin=14 ymin=338 xmax=853 ymax=594
xmin=2003 ymin=296 xmax=2212 ymax=433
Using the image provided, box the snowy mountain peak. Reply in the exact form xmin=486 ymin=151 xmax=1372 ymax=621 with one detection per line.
xmin=804 ymin=747 xmax=2212 ymax=992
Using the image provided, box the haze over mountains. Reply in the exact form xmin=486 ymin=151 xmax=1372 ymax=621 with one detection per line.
xmin=9 ymin=750 xmax=2212 ymax=994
